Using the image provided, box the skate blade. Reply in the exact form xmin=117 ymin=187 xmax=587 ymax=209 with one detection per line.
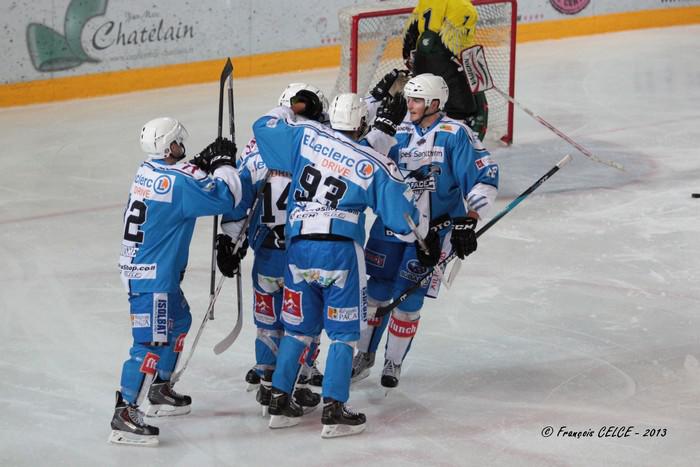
xmin=350 ymin=369 xmax=370 ymax=384
xmin=246 ymin=382 xmax=260 ymax=392
xmin=321 ymin=422 xmax=366 ymax=439
xmin=382 ymin=386 xmax=397 ymax=398
xmin=108 ymin=429 xmax=158 ymax=447
xmin=268 ymin=414 xmax=302 ymax=429
xmin=145 ymin=403 xmax=191 ymax=417
xmin=301 ymin=404 xmax=318 ymax=415
xmin=260 ymin=405 xmax=269 ymax=417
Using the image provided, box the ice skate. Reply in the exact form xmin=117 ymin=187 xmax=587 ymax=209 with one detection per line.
xmin=308 ymin=361 xmax=324 ymax=387
xmin=381 ymin=359 xmax=401 ymax=396
xmin=108 ymin=391 xmax=159 ymax=446
xmin=321 ymin=399 xmax=366 ymax=439
xmin=245 ymin=367 xmax=261 ymax=392
xmin=145 ymin=376 xmax=192 ymax=417
xmin=256 ymin=372 xmax=272 ymax=417
xmin=293 ymin=386 xmax=321 ymax=414
xmin=351 ymin=351 xmax=375 ymax=383
xmin=268 ymin=388 xmax=303 ymax=429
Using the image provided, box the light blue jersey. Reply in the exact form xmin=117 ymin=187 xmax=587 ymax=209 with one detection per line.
xmin=224 ymin=138 xmax=290 ymax=252
xmin=119 ymin=160 xmax=241 ymax=293
xmin=368 ymin=115 xmax=499 ymax=242
xmin=252 ymin=107 xmax=425 ymax=245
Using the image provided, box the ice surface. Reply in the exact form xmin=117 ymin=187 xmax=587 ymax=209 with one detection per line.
xmin=1 ymin=25 xmax=699 ymax=467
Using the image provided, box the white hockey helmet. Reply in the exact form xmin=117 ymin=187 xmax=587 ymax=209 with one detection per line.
xmin=278 ymin=82 xmax=329 ymax=113
xmin=140 ymin=117 xmax=189 ymax=159
xmin=403 ymin=73 xmax=449 ymax=111
xmin=328 ymin=93 xmax=368 ymax=132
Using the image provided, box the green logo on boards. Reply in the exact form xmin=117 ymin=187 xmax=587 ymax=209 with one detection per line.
xmin=26 ymin=0 xmax=108 ymax=72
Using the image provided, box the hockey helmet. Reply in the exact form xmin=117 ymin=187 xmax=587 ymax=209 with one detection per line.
xmin=328 ymin=93 xmax=368 ymax=133
xmin=278 ymin=83 xmax=329 ymax=113
xmin=403 ymin=73 xmax=449 ymax=111
xmin=140 ymin=117 xmax=188 ymax=159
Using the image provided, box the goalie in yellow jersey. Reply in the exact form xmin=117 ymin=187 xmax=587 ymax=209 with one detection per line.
xmin=402 ymin=0 xmax=488 ymax=139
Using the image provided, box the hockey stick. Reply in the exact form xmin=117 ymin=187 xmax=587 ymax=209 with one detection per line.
xmin=213 ymin=177 xmax=271 ymax=355
xmin=171 ymin=274 xmax=226 ymax=384
xmin=171 ymin=59 xmax=232 ymax=385
xmin=209 ymin=58 xmax=234 ymax=320
xmin=227 ymin=67 xmax=245 ymax=349
xmin=210 ymin=70 xmax=249 ymax=356
xmin=375 ymin=154 xmax=573 ymax=318
xmin=459 ymin=46 xmax=623 ymax=172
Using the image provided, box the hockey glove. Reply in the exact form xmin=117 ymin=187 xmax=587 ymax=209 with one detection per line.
xmin=370 ymin=69 xmax=399 ymax=101
xmin=290 ymin=89 xmax=324 ymax=121
xmin=373 ymin=93 xmax=408 ymax=137
xmin=216 ymin=234 xmax=248 ymax=277
xmin=192 ymin=137 xmax=237 ymax=173
xmin=416 ymin=229 xmax=441 ymax=268
xmin=451 ymin=217 xmax=478 ymax=260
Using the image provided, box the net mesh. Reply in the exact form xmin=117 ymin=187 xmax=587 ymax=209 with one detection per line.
xmin=333 ymin=0 xmax=515 ymax=143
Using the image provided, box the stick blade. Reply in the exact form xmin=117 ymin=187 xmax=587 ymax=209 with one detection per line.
xmin=220 ymin=58 xmax=233 ymax=84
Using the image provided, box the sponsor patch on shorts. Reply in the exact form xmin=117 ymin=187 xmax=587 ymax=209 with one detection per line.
xmin=327 ymin=306 xmax=359 ymax=322
xmin=131 ymin=313 xmax=150 ymax=328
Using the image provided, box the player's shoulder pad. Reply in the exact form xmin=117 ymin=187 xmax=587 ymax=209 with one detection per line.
xmin=435 ymin=116 xmax=469 ymax=135
xmin=145 ymin=160 xmax=209 ymax=181
xmin=440 ymin=116 xmax=487 ymax=151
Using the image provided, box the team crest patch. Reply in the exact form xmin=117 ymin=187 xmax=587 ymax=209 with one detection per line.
xmin=327 ymin=306 xmax=359 ymax=322
xmin=282 ymin=287 xmax=303 ymax=326
xmin=254 ymin=290 xmax=276 ymax=325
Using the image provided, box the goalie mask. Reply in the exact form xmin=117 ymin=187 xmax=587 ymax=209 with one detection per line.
xmin=328 ymin=93 xmax=368 ymax=136
xmin=403 ymin=73 xmax=449 ymax=112
xmin=140 ymin=117 xmax=188 ymax=160
xmin=278 ymin=83 xmax=329 ymax=115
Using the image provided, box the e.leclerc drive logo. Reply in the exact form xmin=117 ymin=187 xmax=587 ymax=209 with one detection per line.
xmin=27 ymin=0 xmax=108 ymax=72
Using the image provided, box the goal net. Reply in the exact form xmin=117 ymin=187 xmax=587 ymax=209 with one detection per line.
xmin=333 ymin=0 xmax=517 ymax=144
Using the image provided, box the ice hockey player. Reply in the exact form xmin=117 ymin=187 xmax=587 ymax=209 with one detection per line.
xmin=216 ymin=83 xmax=329 ymax=416
xmin=352 ymin=73 xmax=499 ymax=391
xmin=402 ymin=0 xmax=489 ymax=139
xmin=110 ymin=118 xmax=242 ymax=446
xmin=251 ymin=90 xmax=440 ymax=438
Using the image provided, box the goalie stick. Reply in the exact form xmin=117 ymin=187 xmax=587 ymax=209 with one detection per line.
xmin=460 ymin=45 xmax=623 ymax=172
xmin=375 ymin=154 xmax=573 ymax=318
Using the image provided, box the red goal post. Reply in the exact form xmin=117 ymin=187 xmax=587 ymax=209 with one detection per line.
xmin=333 ymin=0 xmax=517 ymax=144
